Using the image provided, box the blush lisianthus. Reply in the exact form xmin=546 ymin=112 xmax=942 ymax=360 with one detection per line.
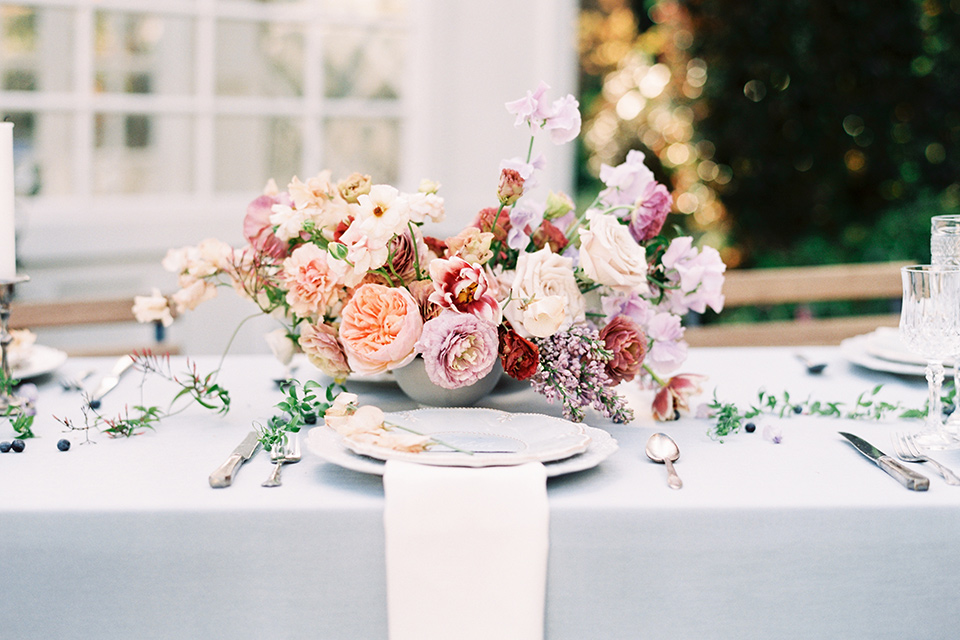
xmin=417 ymin=311 xmax=499 ymax=389
xmin=338 ymin=283 xmax=423 ymax=375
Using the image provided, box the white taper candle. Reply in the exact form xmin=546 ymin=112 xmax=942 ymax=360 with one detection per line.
xmin=0 ymin=122 xmax=16 ymax=280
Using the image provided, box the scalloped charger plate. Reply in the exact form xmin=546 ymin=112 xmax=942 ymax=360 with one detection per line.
xmin=306 ymin=423 xmax=617 ymax=477
xmin=330 ymin=407 xmax=594 ymax=468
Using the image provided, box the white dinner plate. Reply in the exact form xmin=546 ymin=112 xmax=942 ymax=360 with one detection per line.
xmin=10 ymin=344 xmax=68 ymax=380
xmin=840 ymin=332 xmax=926 ymax=376
xmin=861 ymin=326 xmax=947 ymax=367
xmin=339 ymin=407 xmax=592 ymax=467
xmin=306 ymin=423 xmax=617 ymax=477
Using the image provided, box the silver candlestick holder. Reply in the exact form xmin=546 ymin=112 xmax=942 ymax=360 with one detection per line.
xmin=1 ymin=274 xmax=30 ymax=412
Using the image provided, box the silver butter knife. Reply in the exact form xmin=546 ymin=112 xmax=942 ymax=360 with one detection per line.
xmin=839 ymin=432 xmax=930 ymax=491
xmin=209 ymin=431 xmax=261 ymax=488
xmin=87 ymin=354 xmax=135 ymax=408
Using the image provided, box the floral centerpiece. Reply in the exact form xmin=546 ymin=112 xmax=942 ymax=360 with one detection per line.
xmin=135 ymin=82 xmax=725 ymax=423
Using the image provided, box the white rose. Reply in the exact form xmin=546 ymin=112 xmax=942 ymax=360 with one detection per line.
xmin=578 ymin=211 xmax=648 ymax=291
xmin=504 ymin=248 xmax=585 ymax=339
xmin=264 ymin=328 xmax=297 ymax=366
xmin=133 ymin=288 xmax=174 ymax=327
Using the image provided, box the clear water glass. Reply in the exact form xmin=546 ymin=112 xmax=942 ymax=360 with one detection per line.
xmin=931 ymin=214 xmax=960 ymax=266
xmin=930 ymin=214 xmax=960 ymax=430
xmin=900 ymin=265 xmax=960 ymax=449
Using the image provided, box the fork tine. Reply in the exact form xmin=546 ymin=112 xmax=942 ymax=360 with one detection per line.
xmin=903 ymin=433 xmax=924 ymax=459
xmin=892 ymin=432 xmax=915 ymax=461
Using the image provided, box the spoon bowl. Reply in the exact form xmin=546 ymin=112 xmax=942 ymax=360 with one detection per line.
xmin=795 ymin=353 xmax=827 ymax=374
xmin=645 ymin=432 xmax=683 ymax=490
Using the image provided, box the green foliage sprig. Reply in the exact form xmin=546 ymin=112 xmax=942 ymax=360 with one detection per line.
xmin=256 ymin=379 xmax=345 ymax=453
xmin=1 ymin=368 xmax=36 ymax=438
xmin=55 ymin=351 xmax=230 ymax=439
xmin=706 ymin=383 xmax=945 ymax=442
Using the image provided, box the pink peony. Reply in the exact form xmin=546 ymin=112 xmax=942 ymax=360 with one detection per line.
xmin=298 ymin=322 xmax=351 ymax=381
xmin=280 ymin=243 xmax=347 ymax=319
xmin=428 ymin=256 xmax=502 ymax=325
xmin=243 ymin=194 xmax=289 ymax=260
xmin=338 ymin=283 xmax=423 ymax=374
xmin=416 ymin=311 xmax=499 ymax=389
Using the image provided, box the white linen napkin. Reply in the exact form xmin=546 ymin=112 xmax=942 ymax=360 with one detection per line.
xmin=383 ymin=460 xmax=549 ymax=640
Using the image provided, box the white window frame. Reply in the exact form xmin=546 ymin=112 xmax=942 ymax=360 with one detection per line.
xmin=2 ymin=0 xmax=578 ymax=354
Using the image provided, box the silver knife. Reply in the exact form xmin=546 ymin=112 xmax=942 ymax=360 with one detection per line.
xmin=839 ymin=432 xmax=930 ymax=491
xmin=209 ymin=431 xmax=261 ymax=488
xmin=87 ymin=354 xmax=135 ymax=408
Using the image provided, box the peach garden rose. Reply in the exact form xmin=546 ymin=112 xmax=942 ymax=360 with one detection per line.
xmin=338 ymin=283 xmax=423 ymax=375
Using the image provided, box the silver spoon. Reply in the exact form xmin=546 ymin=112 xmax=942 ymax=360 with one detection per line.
xmin=645 ymin=432 xmax=683 ymax=490
xmin=795 ymin=353 xmax=827 ymax=374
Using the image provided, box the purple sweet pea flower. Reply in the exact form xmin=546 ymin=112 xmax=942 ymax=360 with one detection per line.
xmin=507 ymin=202 xmax=545 ymax=250
xmin=545 ymin=94 xmax=582 ymax=144
xmin=598 ymin=150 xmax=655 ymax=207
xmin=627 ymin=181 xmax=672 ymax=242
xmin=505 ymin=81 xmax=552 ymax=128
xmin=417 ymin=311 xmax=499 ymax=389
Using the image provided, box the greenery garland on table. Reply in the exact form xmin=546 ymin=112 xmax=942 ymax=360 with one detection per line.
xmin=706 ymin=383 xmax=950 ymax=442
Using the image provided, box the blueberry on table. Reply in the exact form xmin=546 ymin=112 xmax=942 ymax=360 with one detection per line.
xmin=0 ymin=441 xmax=10 ymax=453
xmin=793 ymin=405 xmax=803 ymax=414
xmin=10 ymin=439 xmax=25 ymax=453
xmin=745 ymin=422 xmax=756 ymax=433
xmin=57 ymin=439 xmax=71 ymax=452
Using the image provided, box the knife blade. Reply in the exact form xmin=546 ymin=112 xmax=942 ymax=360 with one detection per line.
xmin=839 ymin=432 xmax=930 ymax=491
xmin=87 ymin=354 xmax=135 ymax=408
xmin=209 ymin=431 xmax=261 ymax=488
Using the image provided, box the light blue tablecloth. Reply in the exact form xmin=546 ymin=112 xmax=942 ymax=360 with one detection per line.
xmin=2 ymin=347 xmax=958 ymax=639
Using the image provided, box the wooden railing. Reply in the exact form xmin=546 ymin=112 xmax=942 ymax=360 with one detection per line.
xmin=685 ymin=261 xmax=909 ymax=347
xmin=10 ymin=297 xmax=176 ymax=356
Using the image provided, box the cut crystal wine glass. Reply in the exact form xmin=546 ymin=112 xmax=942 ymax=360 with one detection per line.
xmin=900 ymin=265 xmax=960 ymax=449
xmin=930 ymin=215 xmax=960 ymax=433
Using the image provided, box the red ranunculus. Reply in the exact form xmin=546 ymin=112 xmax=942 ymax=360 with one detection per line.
xmin=498 ymin=325 xmax=539 ymax=381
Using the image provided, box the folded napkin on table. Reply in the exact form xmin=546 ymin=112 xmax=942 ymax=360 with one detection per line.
xmin=383 ymin=460 xmax=549 ymax=640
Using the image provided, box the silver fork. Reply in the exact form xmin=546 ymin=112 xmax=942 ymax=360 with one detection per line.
xmin=261 ymin=435 xmax=301 ymax=488
xmin=59 ymin=368 xmax=95 ymax=392
xmin=892 ymin=432 xmax=960 ymax=485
